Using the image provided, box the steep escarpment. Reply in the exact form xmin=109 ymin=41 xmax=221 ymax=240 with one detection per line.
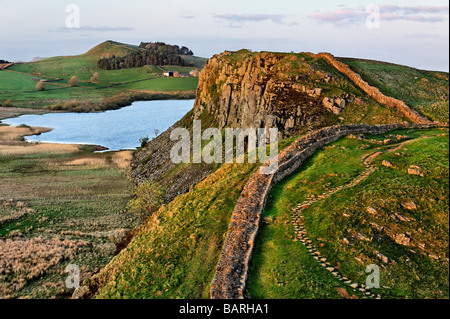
xmin=131 ymin=49 xmax=417 ymax=203
xmin=192 ymin=50 xmax=410 ymax=139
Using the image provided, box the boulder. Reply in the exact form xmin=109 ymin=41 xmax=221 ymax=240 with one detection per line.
xmin=395 ymin=233 xmax=411 ymax=246
xmin=402 ymin=201 xmax=417 ymax=211
xmin=408 ymin=165 xmax=424 ymax=177
xmin=382 ymin=160 xmax=394 ymax=168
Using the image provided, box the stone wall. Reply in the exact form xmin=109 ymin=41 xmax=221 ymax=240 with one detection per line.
xmin=316 ymin=53 xmax=433 ymax=125
xmin=210 ymin=123 xmax=436 ymax=299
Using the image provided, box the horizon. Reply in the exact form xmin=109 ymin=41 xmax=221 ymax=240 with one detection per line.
xmin=0 ymin=0 xmax=449 ymax=72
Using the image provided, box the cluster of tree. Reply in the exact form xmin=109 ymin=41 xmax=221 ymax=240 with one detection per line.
xmin=97 ymin=50 xmax=191 ymax=70
xmin=139 ymin=42 xmax=194 ymax=56
xmin=0 ymin=59 xmax=10 ymax=64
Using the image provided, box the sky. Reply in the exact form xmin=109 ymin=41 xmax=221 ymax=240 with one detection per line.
xmin=0 ymin=0 xmax=448 ymax=71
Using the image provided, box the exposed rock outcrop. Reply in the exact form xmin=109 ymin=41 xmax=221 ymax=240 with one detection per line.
xmin=193 ymin=51 xmax=341 ymax=137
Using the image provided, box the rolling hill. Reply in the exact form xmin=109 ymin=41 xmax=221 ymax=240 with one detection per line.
xmin=0 ymin=41 xmax=207 ymax=111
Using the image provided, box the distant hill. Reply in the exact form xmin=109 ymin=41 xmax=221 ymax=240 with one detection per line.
xmin=1 ymin=40 xmax=206 ymax=110
xmin=86 ymin=40 xmax=142 ymax=58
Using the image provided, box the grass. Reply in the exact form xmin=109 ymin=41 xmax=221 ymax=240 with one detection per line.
xmin=0 ymin=126 xmax=140 ymax=298
xmin=92 ymin=162 xmax=259 ymax=299
xmin=89 ymin=136 xmax=299 ymax=299
xmin=341 ymin=58 xmax=449 ymax=122
xmin=117 ymin=77 xmax=199 ymax=92
xmin=0 ymin=40 xmax=205 ymax=110
xmin=247 ymin=127 xmax=449 ymax=299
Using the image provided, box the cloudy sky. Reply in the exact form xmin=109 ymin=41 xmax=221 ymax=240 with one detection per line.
xmin=0 ymin=0 xmax=448 ymax=71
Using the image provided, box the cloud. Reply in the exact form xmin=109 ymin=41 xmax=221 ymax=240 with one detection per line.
xmin=309 ymin=4 xmax=449 ymax=25
xmin=49 ymin=25 xmax=134 ymax=32
xmin=213 ymin=13 xmax=287 ymax=27
xmin=179 ymin=15 xmax=196 ymax=19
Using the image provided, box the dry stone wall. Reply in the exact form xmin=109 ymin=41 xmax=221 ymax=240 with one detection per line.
xmin=210 ymin=123 xmax=436 ymax=299
xmin=316 ymin=53 xmax=433 ymax=125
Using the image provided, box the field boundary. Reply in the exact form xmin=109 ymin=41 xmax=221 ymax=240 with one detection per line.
xmin=210 ymin=123 xmax=438 ymax=299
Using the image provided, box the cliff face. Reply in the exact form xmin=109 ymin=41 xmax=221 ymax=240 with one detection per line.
xmin=193 ymin=51 xmax=340 ymax=137
xmin=193 ymin=50 xmax=431 ymax=139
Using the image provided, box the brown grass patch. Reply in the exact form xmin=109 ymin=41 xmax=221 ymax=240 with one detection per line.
xmin=0 ymin=236 xmax=90 ymax=298
xmin=64 ymin=157 xmax=105 ymax=166
xmin=0 ymin=126 xmax=52 ymax=144
xmin=112 ymin=151 xmax=133 ymax=169
xmin=0 ymin=143 xmax=80 ymax=156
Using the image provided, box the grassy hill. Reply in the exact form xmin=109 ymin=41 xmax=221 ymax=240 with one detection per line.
xmin=81 ymin=50 xmax=448 ymax=300
xmin=340 ymin=58 xmax=449 ymax=123
xmin=0 ymin=41 xmax=207 ymax=111
xmin=248 ymin=127 xmax=448 ymax=299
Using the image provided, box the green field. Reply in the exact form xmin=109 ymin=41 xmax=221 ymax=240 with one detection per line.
xmin=0 ymin=41 xmax=205 ymax=110
xmin=247 ymin=128 xmax=449 ymax=299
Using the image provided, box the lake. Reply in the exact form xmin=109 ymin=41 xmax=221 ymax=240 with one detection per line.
xmin=2 ymin=100 xmax=194 ymax=151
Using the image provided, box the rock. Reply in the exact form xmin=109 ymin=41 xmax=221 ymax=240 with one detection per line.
xmin=335 ymin=98 xmax=346 ymax=109
xmin=402 ymin=202 xmax=417 ymax=211
xmin=382 ymin=160 xmax=394 ymax=168
xmin=356 ymin=233 xmax=370 ymax=241
xmin=350 ymin=283 xmax=358 ymax=289
xmin=370 ymin=222 xmax=384 ymax=232
xmin=376 ymin=251 xmax=389 ymax=264
xmin=408 ymin=165 xmax=424 ymax=177
xmin=395 ymin=212 xmax=413 ymax=222
xmin=394 ymin=234 xmax=411 ymax=246
xmin=71 ymin=286 xmax=91 ymax=299
xmin=366 ymin=207 xmax=378 ymax=215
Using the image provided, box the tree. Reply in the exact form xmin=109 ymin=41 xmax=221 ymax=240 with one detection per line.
xmin=36 ymin=80 xmax=45 ymax=91
xmin=68 ymin=76 xmax=79 ymax=87
xmin=126 ymin=181 xmax=165 ymax=217
xmin=90 ymin=72 xmax=100 ymax=82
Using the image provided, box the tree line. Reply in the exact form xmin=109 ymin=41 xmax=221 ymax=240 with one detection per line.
xmin=139 ymin=42 xmax=194 ymax=56
xmin=0 ymin=59 xmax=10 ymax=64
xmin=97 ymin=49 xmax=192 ymax=70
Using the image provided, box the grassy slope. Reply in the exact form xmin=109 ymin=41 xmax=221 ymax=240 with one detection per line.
xmin=90 ymin=137 xmax=299 ymax=299
xmin=0 ymin=41 xmax=204 ymax=109
xmin=340 ymin=58 xmax=449 ymax=123
xmin=92 ymin=51 xmax=448 ymax=299
xmin=248 ymin=128 xmax=449 ymax=299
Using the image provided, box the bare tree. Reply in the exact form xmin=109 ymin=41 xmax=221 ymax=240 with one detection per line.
xmin=153 ymin=128 xmax=160 ymax=137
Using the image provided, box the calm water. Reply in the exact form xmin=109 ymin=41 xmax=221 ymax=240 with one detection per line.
xmin=2 ymin=100 xmax=193 ymax=151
